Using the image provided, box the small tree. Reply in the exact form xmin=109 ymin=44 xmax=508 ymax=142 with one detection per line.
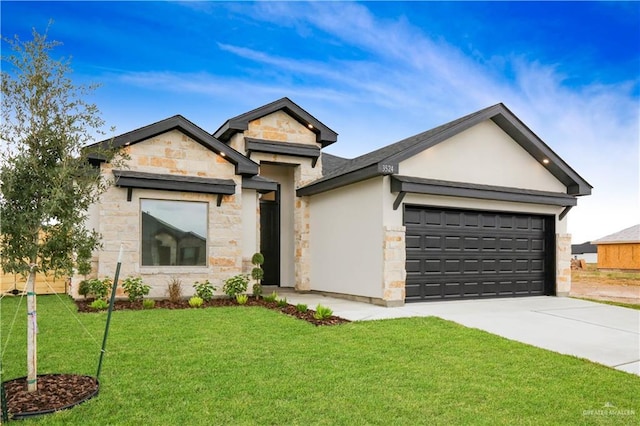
xmin=0 ymin=26 xmax=121 ymax=392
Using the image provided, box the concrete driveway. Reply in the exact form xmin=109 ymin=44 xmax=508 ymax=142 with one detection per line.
xmin=282 ymin=293 xmax=640 ymax=376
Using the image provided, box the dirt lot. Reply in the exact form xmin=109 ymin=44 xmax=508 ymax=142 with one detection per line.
xmin=571 ymin=264 xmax=640 ymax=305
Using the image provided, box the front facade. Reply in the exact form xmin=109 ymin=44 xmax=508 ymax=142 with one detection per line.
xmin=75 ymin=99 xmax=591 ymax=305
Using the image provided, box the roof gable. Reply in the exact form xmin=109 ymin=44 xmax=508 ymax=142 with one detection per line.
xmin=214 ymin=97 xmax=338 ymax=147
xmin=298 ymin=103 xmax=592 ymax=197
xmin=86 ymin=115 xmax=258 ymax=176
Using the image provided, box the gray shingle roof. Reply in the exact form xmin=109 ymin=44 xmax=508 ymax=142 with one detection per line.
xmin=299 ymin=103 xmax=593 ymax=197
xmin=593 ymin=225 xmax=640 ymax=244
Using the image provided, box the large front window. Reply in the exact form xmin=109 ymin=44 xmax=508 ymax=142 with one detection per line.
xmin=141 ymin=199 xmax=207 ymax=266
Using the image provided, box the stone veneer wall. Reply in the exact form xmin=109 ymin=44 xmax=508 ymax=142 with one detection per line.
xmin=555 ymin=233 xmax=572 ymax=296
xmin=382 ymin=225 xmax=406 ymax=306
xmin=71 ymin=130 xmax=244 ymax=298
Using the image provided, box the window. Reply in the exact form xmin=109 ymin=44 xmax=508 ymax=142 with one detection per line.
xmin=141 ymin=199 xmax=207 ymax=266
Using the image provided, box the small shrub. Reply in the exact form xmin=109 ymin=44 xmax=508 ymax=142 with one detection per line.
xmin=193 ymin=280 xmax=216 ymax=302
xmin=85 ymin=278 xmax=111 ymax=300
xmin=251 ymin=252 xmax=264 ymax=265
xmin=122 ymin=276 xmax=150 ymax=301
xmin=188 ymin=296 xmax=203 ymax=308
xmin=251 ymin=267 xmax=264 ymax=282
xmin=90 ymin=299 xmax=109 ymax=310
xmin=222 ymin=274 xmax=249 ymax=298
xmin=236 ymin=294 xmax=248 ymax=305
xmin=252 ymin=283 xmax=263 ymax=299
xmin=296 ymin=303 xmax=308 ymax=313
xmin=263 ymin=291 xmax=278 ymax=303
xmin=78 ymin=280 xmax=91 ymax=298
xmin=142 ymin=299 xmax=155 ymax=310
xmin=277 ymin=297 xmax=288 ymax=308
xmin=313 ymin=304 xmax=333 ymax=320
xmin=167 ymin=277 xmax=182 ymax=303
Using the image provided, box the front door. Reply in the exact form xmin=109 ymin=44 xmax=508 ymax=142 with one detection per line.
xmin=260 ymin=188 xmax=280 ymax=285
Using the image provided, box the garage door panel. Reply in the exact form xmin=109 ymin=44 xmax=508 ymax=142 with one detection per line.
xmin=404 ymin=206 xmax=554 ymax=302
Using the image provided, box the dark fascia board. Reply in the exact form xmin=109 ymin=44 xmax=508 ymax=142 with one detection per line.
xmin=242 ymin=175 xmax=279 ymax=193
xmin=213 ymin=97 xmax=338 ymax=147
xmin=390 ymin=175 xmax=577 ymax=207
xmin=113 ymin=170 xmax=236 ymax=195
xmin=383 ymin=103 xmax=592 ymax=196
xmin=297 ymin=164 xmax=385 ymax=196
xmin=86 ymin=115 xmax=258 ymax=176
xmin=246 ymin=138 xmax=320 ymax=160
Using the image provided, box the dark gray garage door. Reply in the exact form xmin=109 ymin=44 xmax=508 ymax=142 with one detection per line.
xmin=404 ymin=206 xmax=555 ymax=302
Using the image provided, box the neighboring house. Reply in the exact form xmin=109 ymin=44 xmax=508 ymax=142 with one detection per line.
xmin=75 ymin=98 xmax=592 ymax=305
xmin=592 ymin=225 xmax=640 ymax=271
xmin=1 ymin=269 xmax=67 ymax=295
xmin=571 ymin=242 xmax=597 ymax=264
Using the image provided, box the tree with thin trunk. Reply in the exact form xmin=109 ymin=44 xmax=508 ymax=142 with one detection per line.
xmin=1 ymin=26 xmax=121 ymax=392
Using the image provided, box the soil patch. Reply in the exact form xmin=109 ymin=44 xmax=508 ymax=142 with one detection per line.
xmin=570 ymin=280 xmax=640 ymax=305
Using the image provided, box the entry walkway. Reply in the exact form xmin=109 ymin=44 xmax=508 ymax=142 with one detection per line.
xmin=280 ymin=292 xmax=640 ymax=376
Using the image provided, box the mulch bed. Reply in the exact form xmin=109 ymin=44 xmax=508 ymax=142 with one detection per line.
xmin=2 ymin=296 xmax=348 ymax=420
xmin=3 ymin=374 xmax=98 ymax=420
xmin=75 ymin=296 xmax=351 ymax=326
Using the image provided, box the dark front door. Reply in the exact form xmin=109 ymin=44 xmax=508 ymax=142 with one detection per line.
xmin=260 ymin=189 xmax=280 ymax=286
xmin=404 ymin=206 xmax=555 ymax=302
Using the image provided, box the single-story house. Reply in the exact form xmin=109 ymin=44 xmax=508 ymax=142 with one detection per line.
xmin=571 ymin=241 xmax=597 ymax=264
xmin=592 ymin=224 xmax=640 ymax=271
xmin=75 ymin=98 xmax=592 ymax=305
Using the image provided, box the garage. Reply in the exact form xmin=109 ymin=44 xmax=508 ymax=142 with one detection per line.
xmin=404 ymin=205 xmax=555 ymax=302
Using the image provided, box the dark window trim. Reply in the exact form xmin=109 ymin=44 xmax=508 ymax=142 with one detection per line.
xmin=113 ymin=170 xmax=235 ymax=204
xmin=245 ymin=138 xmax=321 ymax=167
xmin=390 ymin=175 xmax=577 ymax=209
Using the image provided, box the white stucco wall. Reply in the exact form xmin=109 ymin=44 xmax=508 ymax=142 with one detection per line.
xmin=241 ymin=189 xmax=259 ymax=259
xmin=400 ymin=120 xmax=566 ymax=193
xmin=310 ymin=177 xmax=384 ymax=299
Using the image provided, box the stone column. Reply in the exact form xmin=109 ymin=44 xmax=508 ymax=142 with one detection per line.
xmin=294 ymin=196 xmax=312 ymax=291
xmin=556 ymin=233 xmax=572 ymax=296
xmin=382 ymin=225 xmax=406 ymax=306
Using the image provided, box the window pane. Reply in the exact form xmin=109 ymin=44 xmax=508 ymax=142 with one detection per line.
xmin=141 ymin=200 xmax=207 ymax=266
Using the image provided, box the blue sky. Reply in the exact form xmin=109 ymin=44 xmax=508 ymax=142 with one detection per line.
xmin=2 ymin=1 xmax=639 ymax=243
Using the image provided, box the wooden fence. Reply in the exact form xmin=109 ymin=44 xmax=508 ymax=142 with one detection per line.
xmin=1 ymin=270 xmax=68 ymax=295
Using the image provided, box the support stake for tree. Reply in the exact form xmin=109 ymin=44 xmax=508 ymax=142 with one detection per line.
xmin=26 ymin=265 xmax=37 ymax=393
xmin=97 ymin=245 xmax=123 ymax=379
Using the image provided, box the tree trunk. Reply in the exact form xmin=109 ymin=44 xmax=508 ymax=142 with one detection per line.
xmin=26 ymin=268 xmax=37 ymax=392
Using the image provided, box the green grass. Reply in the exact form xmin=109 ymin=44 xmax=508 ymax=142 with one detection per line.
xmin=2 ymin=296 xmax=639 ymax=425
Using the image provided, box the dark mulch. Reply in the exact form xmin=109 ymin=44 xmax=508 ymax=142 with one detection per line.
xmin=75 ymin=296 xmax=351 ymax=326
xmin=2 ymin=296 xmax=348 ymax=420
xmin=3 ymin=374 xmax=98 ymax=420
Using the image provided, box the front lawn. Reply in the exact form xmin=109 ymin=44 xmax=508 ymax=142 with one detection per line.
xmin=1 ymin=296 xmax=638 ymax=425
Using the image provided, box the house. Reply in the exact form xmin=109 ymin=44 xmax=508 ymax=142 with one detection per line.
xmin=592 ymin=225 xmax=640 ymax=271
xmin=75 ymin=98 xmax=592 ymax=305
xmin=571 ymin=241 xmax=597 ymax=264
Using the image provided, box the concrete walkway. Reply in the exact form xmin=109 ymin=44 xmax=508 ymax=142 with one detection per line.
xmin=280 ymin=292 xmax=640 ymax=376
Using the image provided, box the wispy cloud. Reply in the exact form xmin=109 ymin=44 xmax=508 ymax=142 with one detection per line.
xmin=122 ymin=2 xmax=638 ymax=241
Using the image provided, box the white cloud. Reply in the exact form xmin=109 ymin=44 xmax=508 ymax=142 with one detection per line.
xmin=120 ymin=2 xmax=639 ymax=242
